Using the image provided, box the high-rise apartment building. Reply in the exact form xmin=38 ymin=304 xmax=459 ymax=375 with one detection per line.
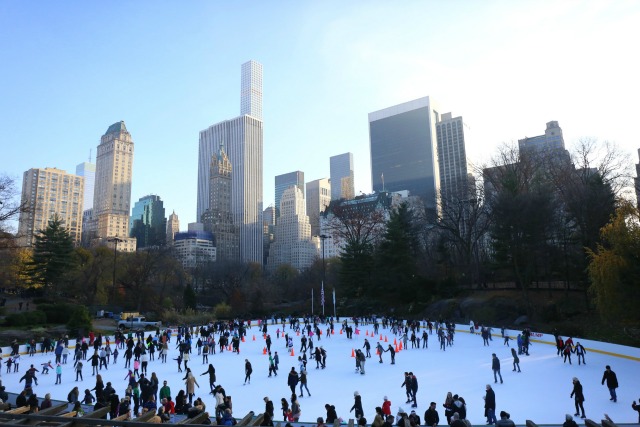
xmin=197 ymin=61 xmax=263 ymax=265
xmin=130 ymin=195 xmax=166 ymax=249
xmin=518 ymin=121 xmax=565 ymax=154
xmin=166 ymin=210 xmax=180 ymax=245
xmin=76 ymin=162 xmax=95 ymax=212
xmin=262 ymin=205 xmax=276 ymax=266
xmin=202 ymin=143 xmax=239 ymax=262
xmin=18 ymin=167 xmax=84 ymax=247
xmin=266 ymin=186 xmax=318 ymax=271
xmin=330 ymin=153 xmax=355 ymax=200
xmin=93 ymin=121 xmax=136 ymax=252
xmin=369 ymin=96 xmax=441 ymax=217
xmin=306 ymin=178 xmax=331 ymax=237
xmin=275 ymin=171 xmax=304 ymax=220
xmin=435 ymin=112 xmax=471 ymax=201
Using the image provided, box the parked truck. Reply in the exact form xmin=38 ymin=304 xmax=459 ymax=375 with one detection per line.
xmin=117 ymin=316 xmax=161 ymax=331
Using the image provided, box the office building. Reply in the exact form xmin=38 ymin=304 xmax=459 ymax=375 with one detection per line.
xmin=518 ymin=121 xmax=566 ymax=154
xmin=435 ymin=113 xmax=472 ymax=201
xmin=330 ymin=153 xmax=355 ymax=200
xmin=76 ymin=161 xmax=95 ymax=212
xmin=267 ymin=186 xmax=318 ymax=271
xmin=275 ymin=171 xmax=304 ymax=220
xmin=166 ymin=210 xmax=180 ymax=246
xmin=263 ymin=205 xmax=275 ymax=265
xmin=173 ymin=229 xmax=216 ymax=269
xmin=202 ymin=142 xmax=239 ymax=262
xmin=197 ymin=60 xmax=263 ymax=265
xmin=93 ymin=121 xmax=136 ymax=252
xmin=18 ymin=167 xmax=84 ymax=247
xmin=306 ymin=178 xmax=331 ymax=237
xmin=369 ymin=97 xmax=441 ymax=217
xmin=130 ymin=195 xmax=166 ymax=249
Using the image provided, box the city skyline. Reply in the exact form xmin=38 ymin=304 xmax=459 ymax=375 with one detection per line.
xmin=2 ymin=2 xmax=639 ymax=229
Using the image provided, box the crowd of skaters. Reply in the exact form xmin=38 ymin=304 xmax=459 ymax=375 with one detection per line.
xmin=0 ymin=315 xmax=637 ymax=425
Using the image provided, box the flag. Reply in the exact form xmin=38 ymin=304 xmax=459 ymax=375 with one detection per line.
xmin=321 ymin=284 xmax=325 ymax=306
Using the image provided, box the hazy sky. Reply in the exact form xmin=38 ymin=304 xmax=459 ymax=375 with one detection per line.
xmin=2 ymin=1 xmax=639 ymax=227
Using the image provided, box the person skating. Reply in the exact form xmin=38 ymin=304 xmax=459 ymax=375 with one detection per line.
xmin=363 ymin=339 xmax=371 ymax=358
xmin=574 ymin=342 xmax=586 ymax=365
xmin=484 ymin=384 xmax=496 ymax=425
xmin=510 ymin=348 xmax=521 ymax=372
xmin=244 ymin=359 xmax=252 ymax=385
xmin=601 ymin=365 xmax=619 ymax=403
xmin=376 ymin=342 xmax=385 ymax=363
xmin=299 ymin=368 xmax=310 ymax=397
xmin=570 ymin=377 xmax=586 ymax=419
xmin=287 ymin=367 xmax=299 ymax=395
xmin=201 ymin=364 xmax=216 ymax=392
xmin=350 ymin=391 xmax=364 ymax=420
xmin=385 ymin=344 xmax=396 ymax=364
xmin=410 ymin=372 xmax=419 ymax=408
xmin=492 ymin=353 xmax=503 ymax=384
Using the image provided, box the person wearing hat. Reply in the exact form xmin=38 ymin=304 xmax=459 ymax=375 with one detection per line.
xmin=570 ymin=377 xmax=586 ymax=419
xmin=495 ymin=411 xmax=514 ymax=427
xmin=350 ymin=391 xmax=364 ymax=419
xmin=382 ymin=396 xmax=392 ymax=416
xmin=409 ymin=409 xmax=421 ymax=426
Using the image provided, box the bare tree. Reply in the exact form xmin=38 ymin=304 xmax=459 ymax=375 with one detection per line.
xmin=0 ymin=174 xmax=29 ymax=236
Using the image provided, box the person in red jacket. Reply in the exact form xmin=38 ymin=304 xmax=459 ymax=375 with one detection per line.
xmin=382 ymin=396 xmax=392 ymax=416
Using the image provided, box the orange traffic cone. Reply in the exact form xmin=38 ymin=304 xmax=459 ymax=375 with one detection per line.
xmin=290 ymin=349 xmax=295 ymax=356
xmin=242 ymin=337 xmax=245 ymax=342
xmin=395 ymin=344 xmax=399 ymax=352
xmin=339 ymin=329 xmax=343 ymax=335
xmin=263 ymin=347 xmax=267 ymax=355
xmin=399 ymin=342 xmax=403 ymax=350
xmin=252 ymin=335 xmax=256 ymax=341
xmin=351 ymin=349 xmax=355 ymax=357
xmin=366 ymin=330 xmax=369 ymax=336
xmin=393 ymin=338 xmax=397 ymax=345
xmin=331 ymin=330 xmax=335 ymax=335
xmin=385 ymin=336 xmax=388 ymax=342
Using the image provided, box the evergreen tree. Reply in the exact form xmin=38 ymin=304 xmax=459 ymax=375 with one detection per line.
xmin=29 ymin=215 xmax=74 ymax=296
xmin=374 ymin=202 xmax=421 ymax=301
xmin=183 ymin=283 xmax=197 ymax=310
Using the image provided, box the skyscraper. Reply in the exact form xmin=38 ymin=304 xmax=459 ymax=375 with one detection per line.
xmin=369 ymin=96 xmax=441 ymax=216
xmin=518 ymin=121 xmax=566 ymax=154
xmin=93 ymin=121 xmax=136 ymax=252
xmin=202 ymin=142 xmax=239 ymax=262
xmin=306 ymin=178 xmax=331 ymax=237
xmin=435 ymin=112 xmax=471 ymax=200
xmin=266 ymin=186 xmax=318 ymax=271
xmin=275 ymin=171 xmax=305 ymax=220
xmin=18 ymin=167 xmax=84 ymax=247
xmin=330 ymin=153 xmax=355 ymax=200
xmin=197 ymin=60 xmax=264 ymax=264
xmin=130 ymin=195 xmax=167 ymax=249
xmin=166 ymin=210 xmax=180 ymax=245
xmin=76 ymin=161 xmax=95 ymax=212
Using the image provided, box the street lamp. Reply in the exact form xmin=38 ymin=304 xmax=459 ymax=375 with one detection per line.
xmin=317 ymin=234 xmax=331 ymax=317
xmin=107 ymin=237 xmax=124 ymax=300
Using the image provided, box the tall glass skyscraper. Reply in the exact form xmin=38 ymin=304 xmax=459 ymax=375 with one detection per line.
xmin=369 ymin=97 xmax=441 ymax=216
xmin=274 ymin=171 xmax=304 ymax=220
xmin=76 ymin=161 xmax=95 ymax=212
xmin=197 ymin=60 xmax=264 ymax=265
xmin=436 ymin=112 xmax=471 ymax=201
xmin=130 ymin=194 xmax=166 ymax=248
xmin=329 ymin=152 xmax=354 ymax=200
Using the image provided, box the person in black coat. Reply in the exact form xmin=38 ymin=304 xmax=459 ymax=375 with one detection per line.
xmin=287 ymin=368 xmax=299 ymax=395
xmin=601 ymin=365 xmax=618 ymax=403
xmin=570 ymin=377 xmax=586 ymax=419
xmin=350 ymin=391 xmax=364 ymax=419
xmin=424 ymin=402 xmax=439 ymax=427
xmin=484 ymin=384 xmax=496 ymax=424
xmin=325 ymin=404 xmax=338 ymax=423
xmin=264 ymin=397 xmax=275 ymax=419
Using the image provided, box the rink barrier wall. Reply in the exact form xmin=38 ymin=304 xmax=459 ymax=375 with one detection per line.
xmin=2 ymin=322 xmax=639 ymax=362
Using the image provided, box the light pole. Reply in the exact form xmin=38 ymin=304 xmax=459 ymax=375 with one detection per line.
xmin=107 ymin=237 xmax=124 ymax=300
xmin=317 ymin=234 xmax=331 ymax=316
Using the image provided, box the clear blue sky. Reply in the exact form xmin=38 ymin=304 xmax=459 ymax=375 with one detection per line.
xmin=2 ymin=1 xmax=639 ymax=227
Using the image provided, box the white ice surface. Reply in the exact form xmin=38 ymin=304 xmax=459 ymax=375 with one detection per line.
xmin=2 ymin=323 xmax=639 ymax=425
